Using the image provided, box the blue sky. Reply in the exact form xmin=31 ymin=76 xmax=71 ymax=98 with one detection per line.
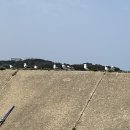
xmin=0 ymin=0 xmax=130 ymax=70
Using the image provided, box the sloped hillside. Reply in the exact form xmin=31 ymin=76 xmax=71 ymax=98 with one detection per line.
xmin=0 ymin=70 xmax=16 ymax=101
xmin=0 ymin=71 xmax=130 ymax=130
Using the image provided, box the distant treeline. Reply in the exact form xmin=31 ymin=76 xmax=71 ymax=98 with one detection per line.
xmin=0 ymin=59 xmax=54 ymax=69
xmin=71 ymin=64 xmax=121 ymax=72
xmin=0 ymin=58 xmax=121 ymax=72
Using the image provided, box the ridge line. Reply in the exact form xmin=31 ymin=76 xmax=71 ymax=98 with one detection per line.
xmin=73 ymin=72 xmax=106 ymax=129
xmin=1 ymin=70 xmax=19 ymax=90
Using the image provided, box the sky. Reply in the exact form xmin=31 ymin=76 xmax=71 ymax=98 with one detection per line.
xmin=0 ymin=0 xmax=130 ymax=70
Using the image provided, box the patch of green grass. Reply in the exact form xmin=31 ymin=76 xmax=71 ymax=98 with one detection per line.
xmin=72 ymin=127 xmax=76 ymax=130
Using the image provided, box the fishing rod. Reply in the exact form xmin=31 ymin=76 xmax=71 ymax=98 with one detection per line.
xmin=0 ymin=106 xmax=15 ymax=126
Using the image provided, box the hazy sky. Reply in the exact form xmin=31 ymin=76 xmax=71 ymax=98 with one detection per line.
xmin=0 ymin=0 xmax=130 ymax=70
